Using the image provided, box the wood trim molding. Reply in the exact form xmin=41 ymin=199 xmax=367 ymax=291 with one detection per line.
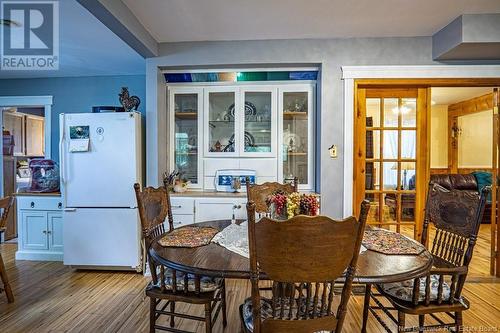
xmin=448 ymin=93 xmax=494 ymax=117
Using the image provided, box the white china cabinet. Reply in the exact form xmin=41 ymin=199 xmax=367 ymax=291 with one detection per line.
xmin=168 ymin=83 xmax=315 ymax=191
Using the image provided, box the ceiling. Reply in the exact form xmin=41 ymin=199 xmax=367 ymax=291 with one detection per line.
xmin=0 ymin=0 xmax=145 ymax=79
xmin=431 ymin=87 xmax=493 ymax=105
xmin=122 ymin=0 xmax=500 ymax=43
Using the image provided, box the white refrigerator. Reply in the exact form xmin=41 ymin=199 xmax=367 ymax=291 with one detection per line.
xmin=59 ymin=112 xmax=143 ymax=270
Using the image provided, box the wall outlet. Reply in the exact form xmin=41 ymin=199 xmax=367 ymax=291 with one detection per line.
xmin=329 ymin=144 xmax=338 ymax=158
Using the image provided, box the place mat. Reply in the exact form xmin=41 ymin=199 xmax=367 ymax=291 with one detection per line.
xmin=362 ymin=228 xmax=424 ymax=255
xmin=159 ymin=226 xmax=219 ymax=248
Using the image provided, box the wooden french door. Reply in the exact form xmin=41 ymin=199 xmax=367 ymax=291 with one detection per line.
xmin=493 ymin=88 xmax=500 ymax=276
xmin=354 ymin=88 xmax=429 ymax=239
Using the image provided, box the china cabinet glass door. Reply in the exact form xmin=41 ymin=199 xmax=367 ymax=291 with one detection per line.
xmin=169 ymin=87 xmax=202 ymax=188
xmin=279 ymin=84 xmax=314 ymax=190
xmin=204 ymin=87 xmax=240 ymax=157
xmin=240 ymin=86 xmax=277 ymax=157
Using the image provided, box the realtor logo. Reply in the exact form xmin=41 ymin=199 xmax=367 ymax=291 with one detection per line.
xmin=1 ymin=0 xmax=59 ymax=70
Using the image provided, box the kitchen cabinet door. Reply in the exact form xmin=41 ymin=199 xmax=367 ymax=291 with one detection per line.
xmin=169 ymin=87 xmax=203 ymax=188
xmin=48 ymin=212 xmax=63 ymax=252
xmin=239 ymin=86 xmax=277 ymax=157
xmin=204 ymin=87 xmax=240 ymax=157
xmin=26 ymin=115 xmax=45 ymax=156
xmin=278 ymin=84 xmax=315 ymax=191
xmin=21 ymin=211 xmax=48 ymax=250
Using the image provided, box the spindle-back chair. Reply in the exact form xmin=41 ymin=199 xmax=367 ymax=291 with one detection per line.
xmin=362 ymin=182 xmax=489 ymax=333
xmin=134 ymin=183 xmax=226 ymax=333
xmin=245 ymin=177 xmax=298 ymax=216
xmin=0 ymin=196 xmax=15 ymax=303
xmin=240 ymin=200 xmax=370 ymax=332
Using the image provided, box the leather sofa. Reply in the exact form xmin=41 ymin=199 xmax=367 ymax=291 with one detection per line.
xmin=430 ymin=174 xmax=492 ymax=224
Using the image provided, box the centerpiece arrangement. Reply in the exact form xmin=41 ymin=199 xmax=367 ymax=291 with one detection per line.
xmin=266 ymin=191 xmax=319 ymax=219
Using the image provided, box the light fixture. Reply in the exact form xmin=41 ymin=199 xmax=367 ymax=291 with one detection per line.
xmin=392 ymin=105 xmax=411 ymax=115
xmin=451 ymin=123 xmax=462 ymax=138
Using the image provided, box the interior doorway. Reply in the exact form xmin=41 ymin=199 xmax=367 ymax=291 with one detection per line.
xmin=351 ymin=79 xmax=500 ymax=277
xmin=0 ymin=96 xmax=52 ymax=243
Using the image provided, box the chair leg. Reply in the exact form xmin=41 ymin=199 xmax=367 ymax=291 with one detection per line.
xmin=397 ymin=311 xmax=405 ymax=333
xmin=418 ymin=314 xmax=424 ymax=333
xmin=0 ymin=253 xmax=14 ymax=303
xmin=204 ymin=302 xmax=212 ymax=333
xmin=221 ymin=280 xmax=227 ymax=327
xmin=361 ymin=284 xmax=371 ymax=333
xmin=149 ymin=297 xmax=156 ymax=333
xmin=170 ymin=301 xmax=175 ymax=327
xmin=455 ymin=311 xmax=463 ymax=332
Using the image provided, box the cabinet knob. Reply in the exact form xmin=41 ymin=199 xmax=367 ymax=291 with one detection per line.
xmin=233 ymin=204 xmax=242 ymax=209
xmin=47 ymin=230 xmax=52 ymax=234
xmin=43 ymin=230 xmax=47 ymax=234
xmin=58 ymin=202 xmax=62 ymax=209
xmin=30 ymin=202 xmax=35 ymax=208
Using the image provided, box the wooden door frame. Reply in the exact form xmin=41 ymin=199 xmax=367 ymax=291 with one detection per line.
xmin=344 ymin=72 xmax=500 ymax=276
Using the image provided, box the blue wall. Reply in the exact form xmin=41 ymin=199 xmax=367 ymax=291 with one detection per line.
xmin=0 ymin=75 xmax=146 ymax=162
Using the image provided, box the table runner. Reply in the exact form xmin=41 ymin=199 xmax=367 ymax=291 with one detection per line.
xmin=211 ymin=221 xmax=367 ymax=258
xmin=159 ymin=226 xmax=219 ymax=248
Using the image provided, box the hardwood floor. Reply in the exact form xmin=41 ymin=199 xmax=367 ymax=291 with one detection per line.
xmin=0 ymin=225 xmax=499 ymax=332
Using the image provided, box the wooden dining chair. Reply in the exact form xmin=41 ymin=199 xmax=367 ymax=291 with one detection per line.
xmin=0 ymin=196 xmax=15 ymax=303
xmin=240 ymin=199 xmax=370 ymax=333
xmin=245 ymin=177 xmax=298 ymax=215
xmin=362 ymin=182 xmax=489 ymax=333
xmin=134 ymin=183 xmax=226 ymax=333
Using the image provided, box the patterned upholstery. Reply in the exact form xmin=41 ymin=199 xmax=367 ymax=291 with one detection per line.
xmin=152 ymin=269 xmax=222 ymax=293
xmin=241 ymin=296 xmax=327 ymax=332
xmin=380 ymin=274 xmax=451 ymax=303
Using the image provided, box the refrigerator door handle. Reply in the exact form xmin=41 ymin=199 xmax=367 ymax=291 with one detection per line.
xmin=64 ymin=208 xmax=76 ymax=212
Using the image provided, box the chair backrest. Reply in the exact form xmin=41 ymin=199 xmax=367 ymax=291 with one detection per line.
xmin=246 ymin=177 xmax=298 ymax=214
xmin=0 ymin=196 xmax=14 ymax=230
xmin=246 ymin=200 xmax=370 ymax=333
xmin=422 ymin=182 xmax=489 ymax=297
xmin=133 ymin=183 xmax=173 ymax=249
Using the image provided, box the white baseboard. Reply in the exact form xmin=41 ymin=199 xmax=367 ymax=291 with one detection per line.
xmin=15 ymin=250 xmax=63 ymax=261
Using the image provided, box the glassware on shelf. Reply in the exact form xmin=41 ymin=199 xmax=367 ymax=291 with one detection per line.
xmin=208 ymin=91 xmax=236 ymax=153
xmin=243 ymin=91 xmax=272 ymax=153
xmin=174 ymin=93 xmax=199 ymax=184
xmin=282 ymin=91 xmax=309 ymax=184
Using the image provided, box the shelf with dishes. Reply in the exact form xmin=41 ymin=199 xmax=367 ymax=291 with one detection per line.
xmin=283 ymin=111 xmax=308 ymax=119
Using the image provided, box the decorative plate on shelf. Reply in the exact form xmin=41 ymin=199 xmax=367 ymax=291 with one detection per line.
xmin=228 ymin=101 xmax=257 ymax=118
xmin=229 ymin=131 xmax=255 ymax=148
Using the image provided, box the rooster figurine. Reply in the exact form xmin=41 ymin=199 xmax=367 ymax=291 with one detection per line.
xmin=118 ymin=87 xmax=141 ymax=112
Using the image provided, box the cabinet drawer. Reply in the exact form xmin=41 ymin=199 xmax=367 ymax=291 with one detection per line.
xmin=195 ymin=198 xmax=247 ymax=223
xmin=17 ymin=196 xmax=63 ymax=211
xmin=172 ymin=214 xmax=195 ymax=228
xmin=170 ymin=198 xmax=195 ymax=215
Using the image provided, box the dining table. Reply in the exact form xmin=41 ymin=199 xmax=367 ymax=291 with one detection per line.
xmin=149 ymin=219 xmax=434 ymax=284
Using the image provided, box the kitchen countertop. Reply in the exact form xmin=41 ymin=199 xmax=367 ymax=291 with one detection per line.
xmin=170 ymin=190 xmax=320 ymax=198
xmin=170 ymin=190 xmax=247 ymax=198
xmin=15 ymin=192 xmax=61 ymax=197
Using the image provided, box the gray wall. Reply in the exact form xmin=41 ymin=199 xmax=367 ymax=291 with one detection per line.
xmin=0 ymin=75 xmax=146 ymax=163
xmin=146 ymin=37 xmax=439 ymax=217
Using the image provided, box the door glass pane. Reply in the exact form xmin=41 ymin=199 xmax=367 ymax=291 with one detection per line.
xmin=401 ymin=98 xmax=417 ymax=127
xmin=244 ymin=92 xmax=271 ymax=153
xmin=382 ymin=161 xmax=398 ymax=190
xmin=384 ymin=98 xmax=399 ymax=127
xmin=366 ymin=130 xmax=380 ymax=159
xmin=383 ymin=130 xmax=398 ymax=159
xmin=382 ymin=193 xmax=398 ymax=224
xmin=208 ymin=92 xmax=235 ymax=153
xmin=400 ymin=161 xmax=416 ymax=190
xmin=283 ymin=91 xmax=309 ymax=184
xmin=365 ymin=161 xmax=380 ymax=191
xmin=174 ymin=93 xmax=198 ymax=184
xmin=365 ymin=193 xmax=381 ymax=223
xmin=401 ymin=130 xmax=416 ymax=159
xmin=366 ymin=98 xmax=381 ymax=127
